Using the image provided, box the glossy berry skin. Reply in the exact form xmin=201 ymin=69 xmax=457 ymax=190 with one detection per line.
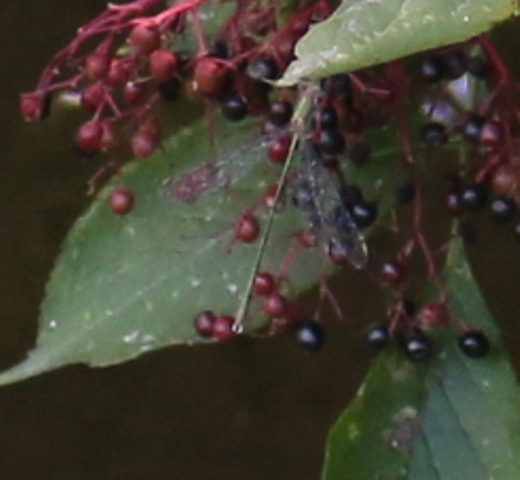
xmin=314 ymin=106 xmax=339 ymax=130
xmin=247 ymin=58 xmax=279 ymax=81
xmin=85 ymin=52 xmax=110 ymax=81
xmin=381 ymin=262 xmax=404 ymax=285
xmin=316 ymin=128 xmax=346 ymax=157
xmin=463 ymin=115 xmax=485 ymax=144
xmin=458 ymin=331 xmax=490 ymax=358
xmin=365 ymin=324 xmax=390 ymax=351
xmin=490 ymin=195 xmax=516 ymax=222
xmin=221 ymin=96 xmax=248 ymax=121
xmin=20 ymin=92 xmax=52 ymax=121
xmin=212 ymin=315 xmax=236 ymax=341
xmin=235 ymin=214 xmax=260 ymax=243
xmin=264 ymin=293 xmax=289 ymax=318
xmin=460 ymin=184 xmax=488 ymax=211
xmin=350 ymin=200 xmax=378 ymax=229
xmin=480 ymin=121 xmax=503 ymax=148
xmin=149 ymin=49 xmax=179 ymax=82
xmin=109 ymin=188 xmax=135 ymax=216
xmin=420 ymin=56 xmax=445 ymax=82
xmin=194 ymin=57 xmax=230 ymax=96
xmin=446 ymin=190 xmax=463 ymax=216
xmin=254 ymin=272 xmax=276 ymax=296
xmin=268 ymin=100 xmax=293 ymax=127
xmin=268 ymin=135 xmax=292 ymax=164
xmin=296 ymin=320 xmax=324 ymax=352
xmin=402 ymin=329 xmax=433 ymax=363
xmin=81 ymin=83 xmax=105 ymax=113
xmin=421 ymin=122 xmax=448 ymax=146
xmin=76 ymin=120 xmax=103 ymax=156
xmin=193 ymin=311 xmax=216 ymax=338
xmin=441 ymin=50 xmax=467 ymax=80
xmin=129 ymin=23 xmax=161 ymax=55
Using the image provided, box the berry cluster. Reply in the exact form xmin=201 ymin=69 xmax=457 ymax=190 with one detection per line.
xmin=21 ymin=1 xmax=519 ymax=362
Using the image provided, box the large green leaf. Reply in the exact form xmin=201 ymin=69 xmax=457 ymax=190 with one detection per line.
xmin=278 ymin=0 xmax=518 ymax=86
xmin=321 ymin=238 xmax=520 ymax=480
xmin=0 ymin=115 xmax=404 ymax=386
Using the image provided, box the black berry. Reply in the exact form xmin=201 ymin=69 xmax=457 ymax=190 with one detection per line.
xmin=314 ymin=106 xmax=339 ymax=129
xmin=247 ymin=58 xmax=279 ymax=81
xmin=458 ymin=331 xmax=490 ymax=358
xmin=296 ymin=320 xmax=324 ymax=352
xmin=221 ymin=95 xmax=248 ymax=121
xmin=420 ymin=56 xmax=445 ymax=82
xmin=463 ymin=115 xmax=485 ymax=144
xmin=350 ymin=200 xmax=378 ymax=229
xmin=268 ymin=100 xmax=293 ymax=127
xmin=490 ymin=195 xmax=516 ymax=222
xmin=460 ymin=183 xmax=488 ymax=211
xmin=316 ymin=128 xmax=346 ymax=157
xmin=402 ymin=329 xmax=433 ymax=362
xmin=421 ymin=122 xmax=448 ymax=146
xmin=365 ymin=324 xmax=390 ymax=351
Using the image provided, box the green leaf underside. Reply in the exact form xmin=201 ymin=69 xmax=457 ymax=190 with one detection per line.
xmin=321 ymin=239 xmax=520 ymax=480
xmin=278 ymin=0 xmax=518 ymax=86
xmin=0 ymin=116 xmax=404 ymax=386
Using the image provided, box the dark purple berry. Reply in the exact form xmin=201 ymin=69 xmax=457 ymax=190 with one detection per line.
xmin=247 ymin=58 xmax=279 ymax=81
xmin=402 ymin=329 xmax=433 ymax=362
xmin=365 ymin=324 xmax=390 ymax=351
xmin=381 ymin=261 xmax=404 ymax=285
xmin=461 ymin=183 xmax=488 ymax=211
xmin=466 ymin=56 xmax=490 ymax=78
xmin=350 ymin=200 xmax=378 ymax=229
xmin=314 ymin=106 xmax=339 ymax=129
xmin=420 ymin=56 xmax=445 ymax=82
xmin=268 ymin=100 xmax=293 ymax=127
xmin=490 ymin=195 xmax=516 ymax=222
xmin=441 ymin=50 xmax=467 ymax=80
xmin=254 ymin=272 xmax=276 ymax=296
xmin=463 ymin=115 xmax=485 ymax=144
xmin=458 ymin=331 xmax=490 ymax=358
xmin=221 ymin=95 xmax=248 ymax=121
xmin=421 ymin=122 xmax=448 ymax=146
xmin=213 ymin=315 xmax=236 ymax=341
xmin=316 ymin=128 xmax=346 ymax=157
xmin=296 ymin=320 xmax=324 ymax=352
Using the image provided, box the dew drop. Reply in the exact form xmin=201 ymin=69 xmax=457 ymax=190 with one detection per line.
xmin=190 ymin=277 xmax=202 ymax=288
xmin=49 ymin=320 xmax=58 ymax=329
xmin=227 ymin=284 xmax=239 ymax=294
xmin=123 ymin=330 xmax=139 ymax=344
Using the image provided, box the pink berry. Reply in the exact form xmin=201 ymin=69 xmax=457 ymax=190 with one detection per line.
xmin=212 ymin=315 xmax=236 ymax=341
xmin=85 ymin=51 xmax=110 ymax=80
xmin=81 ymin=83 xmax=105 ymax=114
xmin=109 ymin=188 xmax=135 ymax=216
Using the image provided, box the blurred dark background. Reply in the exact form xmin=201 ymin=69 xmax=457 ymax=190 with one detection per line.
xmin=0 ymin=2 xmax=519 ymax=480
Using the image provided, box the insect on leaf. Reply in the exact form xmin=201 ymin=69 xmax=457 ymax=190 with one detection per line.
xmin=277 ymin=0 xmax=519 ymax=86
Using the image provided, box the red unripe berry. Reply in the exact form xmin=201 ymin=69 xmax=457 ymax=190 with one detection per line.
xmin=76 ymin=120 xmax=104 ymax=155
xmin=20 ymin=92 xmax=50 ymax=121
xmin=85 ymin=51 xmax=110 ymax=80
xmin=268 ymin=135 xmax=292 ymax=164
xmin=131 ymin=130 xmax=158 ymax=158
xmin=264 ymin=293 xmax=289 ymax=317
xmin=81 ymin=83 xmax=105 ymax=113
xmin=480 ymin=121 xmax=503 ymax=147
xmin=492 ymin=164 xmax=520 ymax=197
xmin=123 ymin=81 xmax=146 ymax=104
xmin=235 ymin=214 xmax=260 ymax=243
xmin=417 ymin=302 xmax=448 ymax=327
xmin=106 ymin=58 xmax=130 ymax=86
xmin=149 ymin=49 xmax=179 ymax=82
xmin=254 ymin=272 xmax=276 ymax=296
xmin=212 ymin=315 xmax=236 ymax=341
xmin=381 ymin=261 xmax=404 ymax=284
xmin=109 ymin=188 xmax=135 ymax=215
xmin=193 ymin=57 xmax=231 ymax=96
xmin=193 ymin=311 xmax=216 ymax=338
xmin=129 ymin=23 xmax=161 ymax=55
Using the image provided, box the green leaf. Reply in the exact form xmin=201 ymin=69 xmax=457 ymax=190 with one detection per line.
xmin=321 ymin=238 xmax=520 ymax=480
xmin=0 ymin=116 xmax=405 ymax=386
xmin=278 ymin=0 xmax=518 ymax=86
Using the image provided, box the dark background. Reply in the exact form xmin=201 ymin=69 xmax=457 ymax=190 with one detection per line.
xmin=0 ymin=2 xmax=519 ymax=479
